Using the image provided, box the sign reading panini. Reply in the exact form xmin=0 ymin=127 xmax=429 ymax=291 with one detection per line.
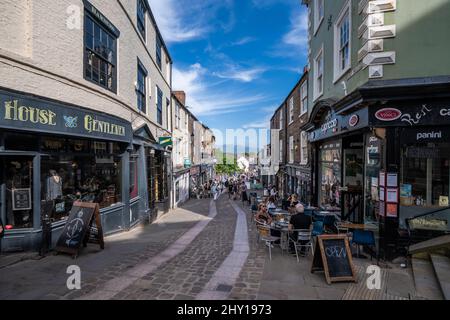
xmin=1 ymin=91 xmax=131 ymax=143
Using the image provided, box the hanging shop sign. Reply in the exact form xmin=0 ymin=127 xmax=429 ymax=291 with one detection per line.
xmin=0 ymin=90 xmax=132 ymax=143
xmin=159 ymin=136 xmax=173 ymax=147
xmin=184 ymin=158 xmax=192 ymax=168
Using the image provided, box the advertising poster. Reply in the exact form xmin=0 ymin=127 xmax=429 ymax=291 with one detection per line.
xmin=387 ymin=203 xmax=398 ymax=217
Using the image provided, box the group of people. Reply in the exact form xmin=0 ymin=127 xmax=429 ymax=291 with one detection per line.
xmin=225 ymin=178 xmax=251 ymax=205
xmin=192 ymin=180 xmax=225 ymax=200
xmin=254 ymin=193 xmax=312 ymax=255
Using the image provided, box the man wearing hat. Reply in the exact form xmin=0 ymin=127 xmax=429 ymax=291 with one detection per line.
xmin=288 ymin=203 xmax=312 ymax=255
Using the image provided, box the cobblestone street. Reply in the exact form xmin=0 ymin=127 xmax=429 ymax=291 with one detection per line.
xmin=0 ymin=191 xmax=417 ymax=300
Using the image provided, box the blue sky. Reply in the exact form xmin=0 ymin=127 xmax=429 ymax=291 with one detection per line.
xmin=148 ymin=0 xmax=308 ymax=148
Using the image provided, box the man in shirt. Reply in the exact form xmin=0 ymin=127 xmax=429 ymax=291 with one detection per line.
xmin=288 ymin=204 xmax=312 ymax=255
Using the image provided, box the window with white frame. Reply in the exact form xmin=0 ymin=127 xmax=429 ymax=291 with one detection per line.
xmin=289 ymin=136 xmax=294 ymax=164
xmin=300 ymin=131 xmax=308 ymax=165
xmin=314 ymin=47 xmax=324 ymax=100
xmin=175 ymin=103 xmax=180 ymax=129
xmin=279 ymin=139 xmax=283 ymax=163
xmin=334 ymin=1 xmax=351 ymax=82
xmin=314 ymin=0 xmax=324 ymax=34
xmin=300 ymin=80 xmax=308 ymax=115
xmin=289 ymin=97 xmax=294 ymax=124
xmin=279 ymin=108 xmax=284 ymax=129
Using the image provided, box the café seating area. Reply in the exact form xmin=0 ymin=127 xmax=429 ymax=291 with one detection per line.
xmin=250 ymin=193 xmax=377 ymax=262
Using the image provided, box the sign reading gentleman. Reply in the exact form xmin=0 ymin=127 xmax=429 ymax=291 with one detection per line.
xmin=311 ymin=234 xmax=356 ymax=285
xmin=56 ymin=202 xmax=104 ymax=258
xmin=0 ymin=90 xmax=132 ymax=143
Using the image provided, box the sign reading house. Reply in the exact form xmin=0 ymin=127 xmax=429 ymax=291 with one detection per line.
xmin=0 ymin=90 xmax=132 ymax=143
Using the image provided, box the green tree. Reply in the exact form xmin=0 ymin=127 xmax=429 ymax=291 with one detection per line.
xmin=215 ymin=155 xmax=242 ymax=175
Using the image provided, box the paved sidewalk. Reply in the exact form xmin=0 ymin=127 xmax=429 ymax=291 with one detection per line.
xmin=0 ymin=198 xmax=212 ymax=300
xmin=0 ymin=190 xmax=417 ymax=300
xmin=228 ymin=193 xmax=417 ymax=300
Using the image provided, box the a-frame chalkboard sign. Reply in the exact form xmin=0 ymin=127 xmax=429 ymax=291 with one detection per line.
xmin=55 ymin=202 xmax=104 ymax=258
xmin=311 ymin=234 xmax=357 ymax=285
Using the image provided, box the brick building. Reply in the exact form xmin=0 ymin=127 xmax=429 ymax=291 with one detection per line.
xmin=0 ymin=0 xmax=172 ymax=252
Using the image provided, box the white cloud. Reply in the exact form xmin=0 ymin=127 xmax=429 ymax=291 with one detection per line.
xmin=173 ymin=64 xmax=269 ymax=116
xmin=230 ymin=36 xmax=256 ymax=46
xmin=283 ymin=9 xmax=309 ymax=50
xmin=148 ymin=0 xmax=234 ymax=43
xmin=243 ymin=113 xmax=273 ymax=129
xmin=267 ymin=7 xmax=309 ymax=59
xmin=214 ymin=66 xmax=266 ymax=83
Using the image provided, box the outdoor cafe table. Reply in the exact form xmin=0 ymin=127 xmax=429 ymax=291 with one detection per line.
xmin=338 ymin=222 xmax=366 ymax=230
xmin=270 ymin=221 xmax=290 ymax=252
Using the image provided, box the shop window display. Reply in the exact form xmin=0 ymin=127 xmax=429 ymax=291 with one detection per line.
xmin=40 ymin=137 xmax=122 ymax=222
xmin=400 ymin=142 xmax=450 ymax=229
xmin=2 ymin=157 xmax=33 ymax=229
xmin=365 ymin=134 xmax=384 ymax=226
xmin=319 ymin=142 xmax=341 ymax=211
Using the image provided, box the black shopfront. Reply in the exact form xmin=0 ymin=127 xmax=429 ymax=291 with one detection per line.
xmin=308 ymin=84 xmax=450 ymax=260
xmin=0 ymin=89 xmax=133 ymax=252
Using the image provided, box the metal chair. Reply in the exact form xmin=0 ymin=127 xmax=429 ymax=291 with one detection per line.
xmin=351 ymin=229 xmax=376 ymax=259
xmin=289 ymin=229 xmax=313 ymax=262
xmin=256 ymin=224 xmax=280 ymax=261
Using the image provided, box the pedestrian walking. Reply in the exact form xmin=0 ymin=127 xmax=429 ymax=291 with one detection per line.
xmin=212 ymin=183 xmax=218 ymax=201
xmin=241 ymin=181 xmax=249 ymax=206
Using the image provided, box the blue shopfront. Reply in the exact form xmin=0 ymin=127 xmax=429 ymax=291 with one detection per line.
xmin=0 ymin=88 xmax=146 ymax=252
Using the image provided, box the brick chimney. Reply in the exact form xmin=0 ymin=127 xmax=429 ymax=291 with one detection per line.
xmin=173 ymin=91 xmax=186 ymax=106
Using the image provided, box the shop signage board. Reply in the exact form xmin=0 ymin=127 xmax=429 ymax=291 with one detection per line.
xmin=12 ymin=188 xmax=32 ymax=211
xmin=371 ymin=102 xmax=450 ymax=127
xmin=311 ymin=235 xmax=356 ymax=285
xmin=309 ymin=108 xmax=369 ymax=142
xmin=159 ymin=136 xmax=173 ymax=147
xmin=400 ymin=126 xmax=450 ymax=144
xmin=0 ymin=90 xmax=132 ymax=143
xmin=56 ymin=202 xmax=104 ymax=258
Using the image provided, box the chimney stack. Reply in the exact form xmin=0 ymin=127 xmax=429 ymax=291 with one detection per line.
xmin=173 ymin=91 xmax=186 ymax=106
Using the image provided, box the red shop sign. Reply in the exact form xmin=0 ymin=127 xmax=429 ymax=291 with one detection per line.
xmin=375 ymin=108 xmax=402 ymax=121
xmin=349 ymin=114 xmax=359 ymax=127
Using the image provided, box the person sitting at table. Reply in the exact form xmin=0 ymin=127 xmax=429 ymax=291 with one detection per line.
xmin=287 ymin=194 xmax=299 ymax=214
xmin=288 ymin=203 xmax=312 ymax=255
xmin=266 ymin=196 xmax=277 ymax=211
xmin=255 ymin=204 xmax=272 ymax=225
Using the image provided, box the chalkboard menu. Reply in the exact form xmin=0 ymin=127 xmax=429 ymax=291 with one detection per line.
xmin=311 ymin=235 xmax=356 ymax=285
xmin=56 ymin=202 xmax=104 ymax=258
xmin=12 ymin=188 xmax=32 ymax=211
